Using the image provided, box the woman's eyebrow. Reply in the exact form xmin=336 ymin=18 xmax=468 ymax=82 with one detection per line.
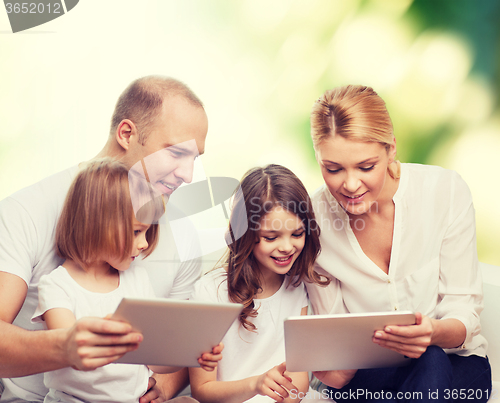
xmin=322 ymin=156 xmax=379 ymax=165
xmin=357 ymin=157 xmax=379 ymax=164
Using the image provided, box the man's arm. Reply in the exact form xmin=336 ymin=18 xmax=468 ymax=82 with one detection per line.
xmin=0 ymin=271 xmax=67 ymax=377
xmin=0 ymin=271 xmax=143 ymax=377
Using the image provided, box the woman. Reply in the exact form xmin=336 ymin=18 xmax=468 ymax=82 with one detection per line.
xmin=306 ymin=85 xmax=491 ymax=402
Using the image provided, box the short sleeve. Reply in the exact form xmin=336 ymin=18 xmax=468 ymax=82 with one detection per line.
xmin=0 ymin=197 xmax=38 ymax=285
xmin=32 ymin=272 xmax=74 ymax=323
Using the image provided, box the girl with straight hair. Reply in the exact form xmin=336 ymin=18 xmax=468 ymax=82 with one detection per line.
xmin=32 ymin=158 xmax=219 ymax=403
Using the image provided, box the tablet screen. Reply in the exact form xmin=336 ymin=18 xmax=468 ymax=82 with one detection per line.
xmin=112 ymin=297 xmax=243 ymax=366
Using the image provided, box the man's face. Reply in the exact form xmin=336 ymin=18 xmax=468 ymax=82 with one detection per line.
xmin=126 ymin=96 xmax=208 ymax=199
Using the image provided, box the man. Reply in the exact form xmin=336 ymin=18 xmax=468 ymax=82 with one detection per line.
xmin=0 ymin=76 xmax=209 ymax=402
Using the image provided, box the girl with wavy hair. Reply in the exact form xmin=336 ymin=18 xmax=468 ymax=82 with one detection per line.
xmin=189 ymin=164 xmax=329 ymax=403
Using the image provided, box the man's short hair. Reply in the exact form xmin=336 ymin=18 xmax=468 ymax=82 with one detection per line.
xmin=110 ymin=76 xmax=204 ymax=145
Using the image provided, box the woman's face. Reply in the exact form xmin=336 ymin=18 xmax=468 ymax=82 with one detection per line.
xmin=315 ymin=135 xmax=396 ymax=216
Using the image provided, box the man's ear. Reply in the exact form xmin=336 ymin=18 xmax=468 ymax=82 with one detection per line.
xmin=388 ymin=136 xmax=397 ymax=163
xmin=116 ymin=119 xmax=138 ymax=151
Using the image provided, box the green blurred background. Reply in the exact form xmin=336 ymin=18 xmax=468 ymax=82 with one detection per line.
xmin=1 ymin=0 xmax=499 ymax=265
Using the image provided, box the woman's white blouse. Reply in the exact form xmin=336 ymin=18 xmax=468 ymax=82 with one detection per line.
xmin=306 ymin=163 xmax=487 ymax=357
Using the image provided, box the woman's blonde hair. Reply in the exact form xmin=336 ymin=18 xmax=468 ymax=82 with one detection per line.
xmin=311 ymin=85 xmax=400 ymax=179
xmin=56 ymin=158 xmax=164 ymax=269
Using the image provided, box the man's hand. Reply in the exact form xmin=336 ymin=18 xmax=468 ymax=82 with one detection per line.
xmin=63 ymin=317 xmax=143 ymax=371
xmin=139 ymin=377 xmax=163 ymax=403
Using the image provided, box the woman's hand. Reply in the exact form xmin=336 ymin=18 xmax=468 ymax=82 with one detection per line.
xmin=198 ymin=342 xmax=224 ymax=372
xmin=372 ymin=312 xmax=434 ymax=358
xmin=252 ymin=362 xmax=297 ymax=402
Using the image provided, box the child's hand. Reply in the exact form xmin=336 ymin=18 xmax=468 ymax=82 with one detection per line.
xmin=198 ymin=342 xmax=224 ymax=372
xmin=253 ymin=362 xmax=297 ymax=402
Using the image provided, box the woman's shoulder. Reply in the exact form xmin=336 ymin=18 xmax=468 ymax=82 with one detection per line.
xmin=404 ymin=162 xmax=459 ymax=179
xmin=400 ymin=164 xmax=473 ymax=214
xmin=403 ymin=163 xmax=470 ymax=195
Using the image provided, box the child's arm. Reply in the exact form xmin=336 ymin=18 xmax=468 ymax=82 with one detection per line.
xmin=43 ymin=308 xmax=77 ymax=329
xmin=189 ymin=305 xmax=310 ymax=403
xmin=190 ymin=361 xmax=309 ymax=403
xmin=149 ymin=342 xmax=223 ymax=374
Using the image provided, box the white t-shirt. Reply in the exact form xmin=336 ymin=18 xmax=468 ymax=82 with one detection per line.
xmin=32 ymin=265 xmax=154 ymax=403
xmin=0 ymin=167 xmax=202 ymax=401
xmin=190 ymin=268 xmax=308 ymax=403
xmin=306 ymin=163 xmax=487 ymax=357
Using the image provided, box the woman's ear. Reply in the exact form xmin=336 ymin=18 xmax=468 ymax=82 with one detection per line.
xmin=388 ymin=137 xmax=397 ymax=163
xmin=115 ymin=119 xmax=138 ymax=151
xmin=314 ymin=146 xmax=322 ymax=163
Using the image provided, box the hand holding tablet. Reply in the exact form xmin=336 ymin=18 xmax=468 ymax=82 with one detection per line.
xmin=111 ymin=297 xmax=243 ymax=367
xmin=372 ymin=311 xmax=436 ymax=359
xmin=285 ymin=311 xmax=416 ymax=372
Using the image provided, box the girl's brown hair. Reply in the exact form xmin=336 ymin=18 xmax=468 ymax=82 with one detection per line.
xmin=55 ymin=158 xmax=164 ymax=269
xmin=311 ymin=85 xmax=400 ymax=179
xmin=225 ymin=164 xmax=329 ymax=332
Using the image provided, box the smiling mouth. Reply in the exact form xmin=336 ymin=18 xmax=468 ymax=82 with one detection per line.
xmin=155 ymin=180 xmax=178 ymax=195
xmin=271 ymin=254 xmax=294 ymax=266
xmin=160 ymin=181 xmax=176 ymax=190
xmin=342 ymin=191 xmax=367 ymax=202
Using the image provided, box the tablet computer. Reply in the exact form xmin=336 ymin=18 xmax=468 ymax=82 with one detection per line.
xmin=112 ymin=298 xmax=243 ymax=367
xmin=285 ymin=311 xmax=415 ymax=372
